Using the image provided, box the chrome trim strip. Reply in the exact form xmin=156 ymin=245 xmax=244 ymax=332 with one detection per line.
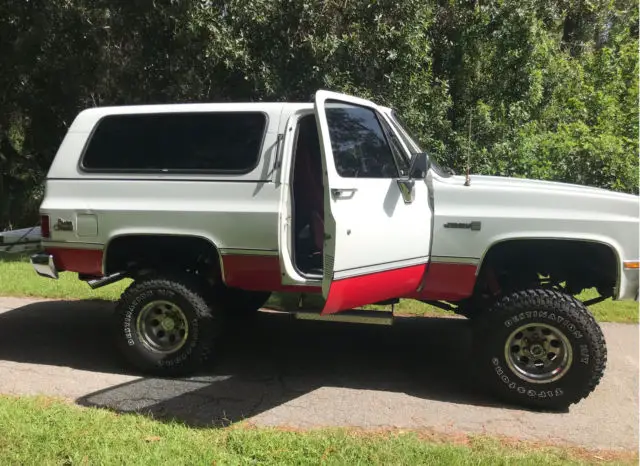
xmin=333 ymin=256 xmax=429 ymax=280
xmin=219 ymin=248 xmax=279 ymax=256
xmin=48 ymin=177 xmax=276 ymax=183
xmin=431 ymin=256 xmax=480 ymax=265
xmin=42 ymin=240 xmax=103 ymax=250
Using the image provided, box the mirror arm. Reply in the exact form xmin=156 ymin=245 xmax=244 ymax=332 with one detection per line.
xmin=396 ymin=178 xmax=416 ymax=204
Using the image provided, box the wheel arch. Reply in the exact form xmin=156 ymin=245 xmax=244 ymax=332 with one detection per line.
xmin=103 ymin=232 xmax=225 ymax=278
xmin=475 ymin=236 xmax=621 ymax=297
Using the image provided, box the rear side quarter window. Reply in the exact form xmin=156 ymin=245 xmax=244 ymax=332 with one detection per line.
xmin=81 ymin=111 xmax=267 ymax=173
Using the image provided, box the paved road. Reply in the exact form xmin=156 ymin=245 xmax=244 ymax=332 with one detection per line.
xmin=0 ymin=297 xmax=637 ymax=450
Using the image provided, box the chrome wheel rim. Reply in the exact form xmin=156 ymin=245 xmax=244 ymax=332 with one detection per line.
xmin=136 ymin=300 xmax=189 ymax=354
xmin=504 ymin=322 xmax=573 ymax=384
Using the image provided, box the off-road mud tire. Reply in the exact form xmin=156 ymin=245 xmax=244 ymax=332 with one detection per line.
xmin=114 ymin=274 xmax=221 ymax=376
xmin=473 ymin=289 xmax=606 ymax=411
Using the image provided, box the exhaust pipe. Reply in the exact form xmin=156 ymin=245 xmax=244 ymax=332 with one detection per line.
xmin=88 ymin=271 xmax=127 ymax=290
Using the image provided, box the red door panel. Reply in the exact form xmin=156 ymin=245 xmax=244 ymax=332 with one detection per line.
xmin=322 ymin=263 xmax=427 ymax=314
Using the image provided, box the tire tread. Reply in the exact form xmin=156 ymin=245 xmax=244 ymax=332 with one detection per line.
xmin=475 ymin=288 xmax=607 ymax=409
xmin=114 ymin=273 xmax=220 ymax=376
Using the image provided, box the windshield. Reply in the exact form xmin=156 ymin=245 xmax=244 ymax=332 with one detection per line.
xmin=388 ymin=110 xmax=454 ymax=178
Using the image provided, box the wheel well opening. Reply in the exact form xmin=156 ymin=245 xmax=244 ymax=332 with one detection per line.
xmin=475 ymin=240 xmax=618 ymax=298
xmin=105 ymin=235 xmax=220 ymax=277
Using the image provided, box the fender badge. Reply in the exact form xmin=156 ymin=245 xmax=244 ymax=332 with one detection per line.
xmin=444 ymin=221 xmax=481 ymax=231
xmin=54 ymin=218 xmax=74 ymax=231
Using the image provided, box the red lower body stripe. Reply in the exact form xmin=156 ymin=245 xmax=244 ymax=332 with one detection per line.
xmin=46 ymin=247 xmax=103 ymax=276
xmin=412 ymin=262 xmax=478 ymax=301
xmin=322 ymin=264 xmax=427 ymax=314
xmin=45 ymin=247 xmax=477 ymax=308
xmin=221 ymin=254 xmax=477 ymax=308
xmin=221 ymin=254 xmax=320 ymax=293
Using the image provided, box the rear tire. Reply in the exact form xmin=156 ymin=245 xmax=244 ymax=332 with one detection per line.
xmin=114 ymin=274 xmax=221 ymax=376
xmin=473 ymin=289 xmax=606 ymax=411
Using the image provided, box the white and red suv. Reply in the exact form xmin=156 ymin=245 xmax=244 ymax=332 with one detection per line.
xmin=5 ymin=90 xmax=638 ymax=410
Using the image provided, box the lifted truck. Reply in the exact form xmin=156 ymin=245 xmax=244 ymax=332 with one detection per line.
xmin=2 ymin=90 xmax=638 ymax=410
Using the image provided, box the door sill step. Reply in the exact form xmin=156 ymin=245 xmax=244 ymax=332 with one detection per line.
xmin=295 ymin=309 xmax=393 ymax=326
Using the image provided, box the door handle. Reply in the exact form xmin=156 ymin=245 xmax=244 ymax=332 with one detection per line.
xmin=331 ymin=188 xmax=358 ymax=199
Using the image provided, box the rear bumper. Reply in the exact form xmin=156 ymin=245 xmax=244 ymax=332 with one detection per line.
xmin=31 ymin=253 xmax=58 ymax=279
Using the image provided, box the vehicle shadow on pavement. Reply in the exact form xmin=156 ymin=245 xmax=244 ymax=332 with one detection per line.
xmin=0 ymin=300 xmax=521 ymax=427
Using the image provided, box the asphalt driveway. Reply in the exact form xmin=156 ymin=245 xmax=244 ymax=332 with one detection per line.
xmin=0 ymin=297 xmax=637 ymax=450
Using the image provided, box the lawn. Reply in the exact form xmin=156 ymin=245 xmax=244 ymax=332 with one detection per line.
xmin=0 ymin=255 xmax=637 ymax=323
xmin=0 ymin=395 xmax=635 ymax=465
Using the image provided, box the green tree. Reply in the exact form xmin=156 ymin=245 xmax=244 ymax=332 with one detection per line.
xmin=0 ymin=0 xmax=637 ymax=229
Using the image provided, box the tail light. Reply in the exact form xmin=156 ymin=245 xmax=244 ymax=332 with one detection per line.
xmin=41 ymin=215 xmax=51 ymax=239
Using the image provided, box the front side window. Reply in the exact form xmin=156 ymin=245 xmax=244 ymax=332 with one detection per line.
xmin=325 ymin=101 xmax=399 ymax=178
xmin=388 ymin=111 xmax=421 ymax=155
xmin=378 ymin=115 xmax=411 ymax=176
xmin=82 ymin=112 xmax=266 ymax=172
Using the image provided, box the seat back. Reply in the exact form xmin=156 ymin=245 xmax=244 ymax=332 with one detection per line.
xmin=294 ymin=118 xmax=324 ymax=251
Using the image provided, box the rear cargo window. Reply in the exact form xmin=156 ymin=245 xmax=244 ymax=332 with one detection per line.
xmin=81 ymin=112 xmax=267 ymax=173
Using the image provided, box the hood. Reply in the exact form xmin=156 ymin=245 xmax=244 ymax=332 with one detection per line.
xmin=434 ymin=173 xmax=640 ymax=221
xmin=448 ymin=174 xmax=636 ymax=202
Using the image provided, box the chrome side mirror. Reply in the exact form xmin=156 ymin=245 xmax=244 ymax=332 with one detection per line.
xmin=397 ymin=179 xmax=415 ymax=204
xmin=397 ymin=153 xmax=429 ymax=204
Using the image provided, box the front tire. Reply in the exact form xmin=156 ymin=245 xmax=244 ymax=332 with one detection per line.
xmin=114 ymin=274 xmax=220 ymax=376
xmin=473 ymin=289 xmax=606 ymax=410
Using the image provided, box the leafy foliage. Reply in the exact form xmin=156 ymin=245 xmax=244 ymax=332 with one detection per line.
xmin=0 ymin=0 xmax=637 ymax=229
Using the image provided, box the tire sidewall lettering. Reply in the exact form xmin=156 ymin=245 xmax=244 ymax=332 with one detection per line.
xmin=122 ymin=287 xmax=199 ymax=364
xmin=579 ymin=343 xmax=590 ymax=365
xmin=493 ymin=302 xmax=595 ymax=400
xmin=156 ymin=317 xmax=201 ymax=367
xmin=481 ymin=290 xmax=605 ymax=408
xmin=503 ymin=313 xmax=584 ymax=340
xmin=123 ymin=289 xmax=178 ymax=346
xmin=492 ymin=357 xmax=565 ymax=398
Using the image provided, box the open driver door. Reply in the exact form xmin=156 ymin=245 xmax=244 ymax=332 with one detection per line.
xmin=313 ymin=90 xmax=433 ymax=314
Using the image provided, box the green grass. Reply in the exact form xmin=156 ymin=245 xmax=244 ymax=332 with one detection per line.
xmin=0 ymin=255 xmax=130 ymax=301
xmin=0 ymin=255 xmax=637 ymax=323
xmin=0 ymin=396 xmax=634 ymax=465
xmin=389 ymin=288 xmax=639 ymax=324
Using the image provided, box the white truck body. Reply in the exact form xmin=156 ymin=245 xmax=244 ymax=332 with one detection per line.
xmin=15 ymin=92 xmax=637 ymax=308
xmin=1 ymin=90 xmax=637 ymax=409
